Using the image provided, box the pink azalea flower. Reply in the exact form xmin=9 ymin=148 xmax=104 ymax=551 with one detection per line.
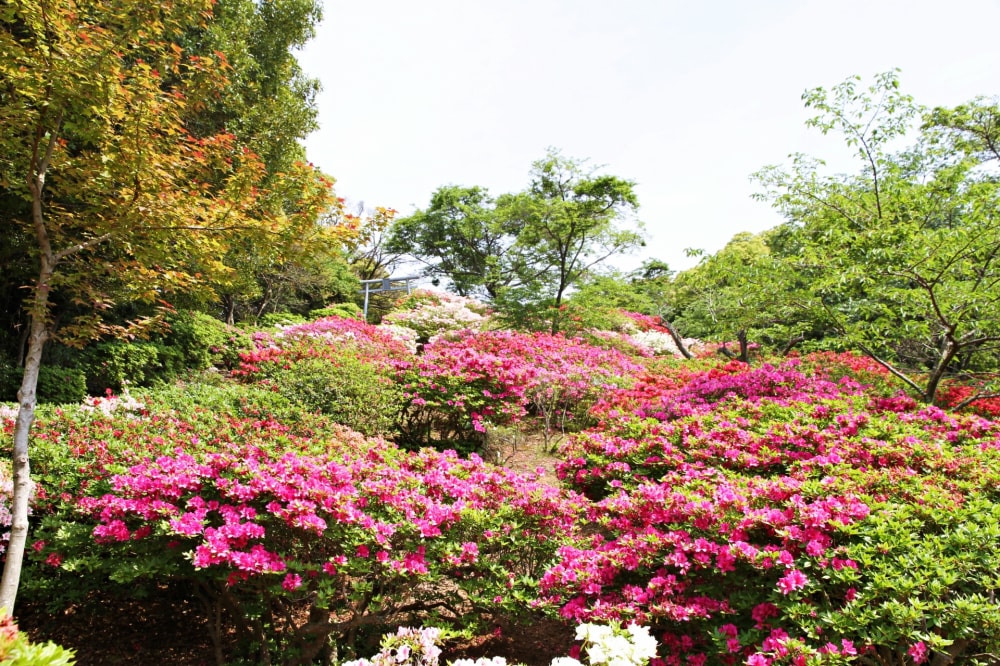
xmin=908 ymin=642 xmax=928 ymax=664
xmin=776 ymin=569 xmax=808 ymax=594
xmin=282 ymin=573 xmax=302 ymax=591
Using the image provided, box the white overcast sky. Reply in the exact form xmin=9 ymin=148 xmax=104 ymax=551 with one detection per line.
xmin=298 ymin=0 xmax=1000 ymax=273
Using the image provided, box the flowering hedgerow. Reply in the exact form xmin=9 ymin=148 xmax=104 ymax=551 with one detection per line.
xmin=543 ymin=356 xmax=1000 ymax=665
xmin=29 ymin=416 xmax=585 ymax=664
xmin=233 ymin=315 xmax=409 ymax=399
xmin=394 ymin=330 xmax=643 ymax=449
xmin=269 ymin=315 xmax=412 ymax=361
xmin=589 ymin=355 xmax=881 ymax=426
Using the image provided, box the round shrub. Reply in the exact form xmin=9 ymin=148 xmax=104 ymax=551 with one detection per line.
xmin=157 ymin=309 xmax=237 ymax=373
xmin=80 ymin=340 xmax=163 ymax=394
xmin=234 ymin=319 xmax=411 ymax=438
xmin=266 ymin=354 xmax=405 ymax=437
xmin=309 ymin=302 xmax=363 ymax=320
xmin=36 ymin=365 xmax=87 ymax=404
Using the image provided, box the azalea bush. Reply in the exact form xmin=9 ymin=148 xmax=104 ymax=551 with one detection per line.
xmin=24 ymin=407 xmax=585 ymax=664
xmin=381 ymin=290 xmax=491 ymax=343
xmin=543 ymin=356 xmax=1000 ymax=665
xmin=268 ymin=315 xmax=413 ymax=359
xmin=394 ymin=330 xmax=642 ymax=451
xmin=234 ymin=316 xmax=410 ymax=436
xmin=614 ymin=311 xmax=697 ymax=358
xmin=342 ymin=622 xmax=659 ymax=666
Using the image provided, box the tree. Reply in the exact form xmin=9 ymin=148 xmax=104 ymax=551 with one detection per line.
xmin=177 ymin=0 xmax=348 ymax=323
xmin=0 ymin=0 xmax=337 ymax=612
xmin=667 ymin=232 xmax=809 ymax=362
xmin=754 ymin=72 xmax=1000 ymax=403
xmin=0 ymin=0 xmax=333 ymax=336
xmin=343 ymin=204 xmax=401 ymax=282
xmin=181 ymin=0 xmax=322 ymax=178
xmin=390 ymin=151 xmax=645 ymax=332
xmin=385 ymin=185 xmax=534 ymax=300
xmin=511 ymin=150 xmax=644 ymax=332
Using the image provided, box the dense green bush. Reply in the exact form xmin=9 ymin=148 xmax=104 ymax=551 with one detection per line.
xmin=75 ymin=312 xmax=249 ymax=394
xmin=157 ymin=309 xmax=236 ymax=373
xmin=267 ymin=355 xmax=405 ymax=437
xmin=137 ymin=376 xmax=303 ymax=424
xmin=0 ymin=359 xmax=87 ymax=404
xmin=80 ymin=340 xmax=162 ymax=394
xmin=36 ymin=365 xmax=87 ymax=405
xmin=309 ymin=302 xmax=362 ymax=320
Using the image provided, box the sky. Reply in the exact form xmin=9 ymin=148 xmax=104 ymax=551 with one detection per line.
xmin=298 ymin=0 xmax=1000 ymax=273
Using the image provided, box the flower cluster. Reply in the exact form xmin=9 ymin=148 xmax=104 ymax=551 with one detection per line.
xmin=938 ymin=382 xmax=1000 ymax=418
xmin=342 ymin=626 xmax=444 ymax=666
xmin=345 ymin=623 xmax=660 ymax=666
xmin=542 ymin=354 xmax=1000 ymax=665
xmin=239 ymin=315 xmax=412 ymax=371
xmin=382 ymin=289 xmax=491 ymax=342
xmin=379 ymin=323 xmax=422 ymax=354
xmin=20 ymin=333 xmax=1000 ymax=666
xmin=0 ymin=611 xmax=75 ymax=664
xmin=561 ymin=623 xmax=658 ymax=666
xmin=395 ymin=330 xmax=643 ymax=441
xmin=79 ymin=387 xmax=145 ymax=418
xmin=627 ymin=330 xmax=688 ymax=358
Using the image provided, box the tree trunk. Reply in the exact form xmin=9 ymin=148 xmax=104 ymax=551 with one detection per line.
xmin=2 ymin=112 xmax=63 ymax=613
xmin=222 ymin=295 xmax=236 ymax=326
xmin=0 ymin=306 xmax=48 ymax=613
xmin=737 ymin=329 xmax=750 ymax=364
xmin=661 ymin=320 xmax=694 ymax=359
xmin=550 ymin=292 xmax=564 ymax=335
xmin=925 ymin=337 xmax=958 ymax=405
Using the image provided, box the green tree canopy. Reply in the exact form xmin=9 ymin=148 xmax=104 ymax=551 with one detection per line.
xmin=753 ymin=72 xmax=1000 ymax=403
xmin=0 ymin=0 xmax=343 ymax=612
xmin=389 ymin=150 xmax=645 ymax=331
xmin=385 ymin=185 xmax=533 ymax=300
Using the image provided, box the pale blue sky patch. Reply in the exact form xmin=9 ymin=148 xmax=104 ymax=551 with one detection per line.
xmin=299 ymin=0 xmax=1000 ymax=272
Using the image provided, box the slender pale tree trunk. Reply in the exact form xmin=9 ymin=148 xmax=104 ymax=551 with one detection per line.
xmin=0 ymin=248 xmax=55 ymax=612
xmin=1 ymin=117 xmax=60 ymax=613
xmin=0 ymin=310 xmax=48 ymax=612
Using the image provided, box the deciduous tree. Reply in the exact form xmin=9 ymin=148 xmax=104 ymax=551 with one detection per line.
xmin=754 ymin=72 xmax=1000 ymax=403
xmin=0 ymin=0 xmax=339 ymax=611
xmin=386 ymin=185 xmax=534 ymax=300
xmin=512 ymin=150 xmax=644 ymax=332
xmin=390 ymin=151 xmax=645 ymax=332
